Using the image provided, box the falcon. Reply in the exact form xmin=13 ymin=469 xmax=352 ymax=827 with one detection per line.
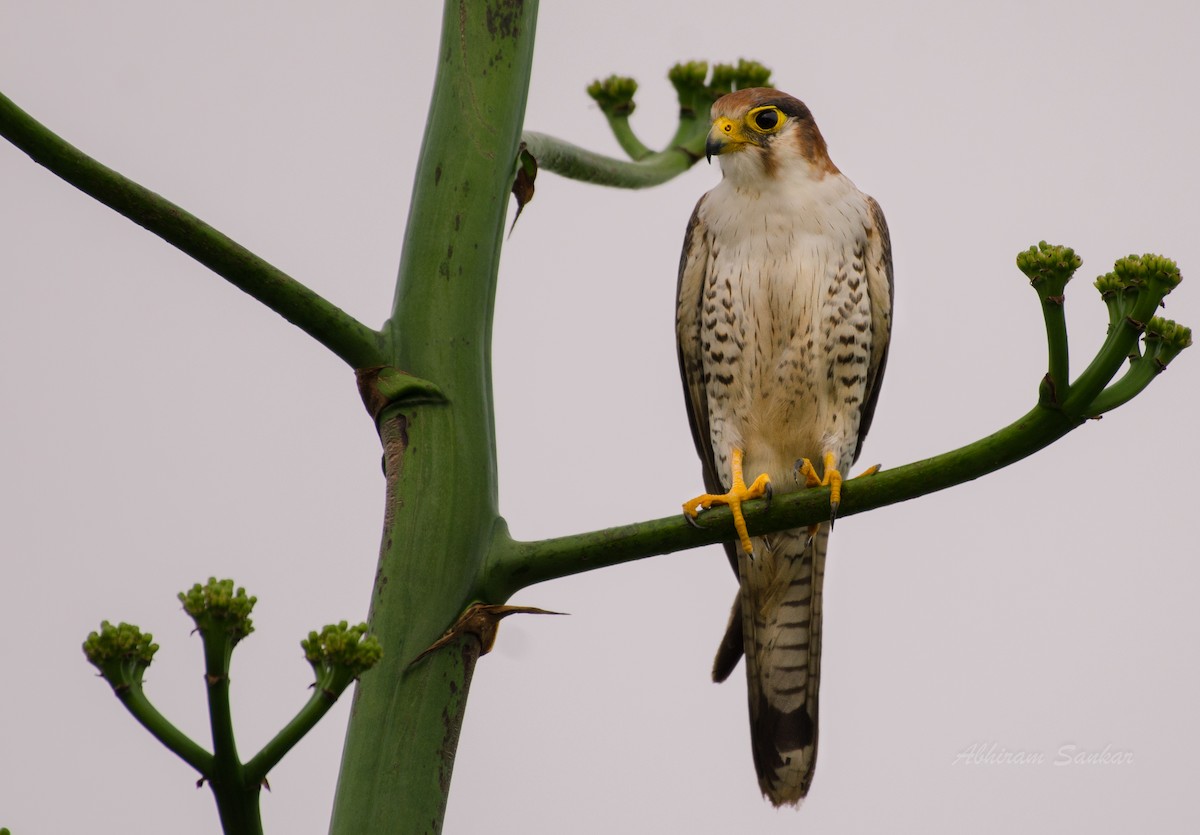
xmin=677 ymin=88 xmax=893 ymax=804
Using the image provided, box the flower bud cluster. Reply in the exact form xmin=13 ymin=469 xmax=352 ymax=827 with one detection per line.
xmin=178 ymin=578 xmax=257 ymax=646
xmin=83 ymin=620 xmax=159 ymax=690
xmin=302 ymin=621 xmax=383 ymax=694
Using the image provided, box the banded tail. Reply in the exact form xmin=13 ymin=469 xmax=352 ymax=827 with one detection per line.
xmin=714 ymin=523 xmax=828 ymax=805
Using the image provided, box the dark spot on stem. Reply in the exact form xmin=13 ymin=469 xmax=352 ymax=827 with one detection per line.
xmin=485 ymin=0 xmax=523 ymax=39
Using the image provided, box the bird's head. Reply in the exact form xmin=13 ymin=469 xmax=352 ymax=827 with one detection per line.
xmin=705 ymin=88 xmax=838 ymax=182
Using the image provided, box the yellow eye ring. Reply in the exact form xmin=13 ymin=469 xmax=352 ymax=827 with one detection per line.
xmin=747 ymin=105 xmax=784 ymax=133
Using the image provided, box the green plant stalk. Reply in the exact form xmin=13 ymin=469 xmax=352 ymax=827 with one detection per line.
xmin=485 ymin=403 xmax=1078 ymax=597
xmin=328 ymin=2 xmax=540 ymax=832
xmin=522 ymin=131 xmax=700 ymax=187
xmin=1085 ymin=357 xmax=1160 ymax=415
xmin=1039 ymin=295 xmax=1070 ymax=401
xmin=0 ymin=91 xmax=383 ymax=370
xmin=604 ymin=114 xmax=653 ymax=160
xmin=1063 ymin=290 xmax=1163 ymax=414
xmin=112 ymin=683 xmax=214 ymax=776
xmin=244 ymin=687 xmax=339 ymax=785
xmin=666 ymin=116 xmax=710 ymax=158
xmin=201 ymin=632 xmax=261 ymax=835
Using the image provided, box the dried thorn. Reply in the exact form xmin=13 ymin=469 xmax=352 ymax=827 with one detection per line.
xmin=409 ymin=603 xmax=566 ymax=667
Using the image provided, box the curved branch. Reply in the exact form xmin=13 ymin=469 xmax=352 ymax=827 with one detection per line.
xmin=114 ymin=683 xmax=214 ymax=777
xmin=484 ymin=246 xmax=1189 ymax=599
xmin=602 ymin=114 xmax=653 ymax=161
xmin=1039 ymin=295 xmax=1070 ymax=399
xmin=521 ymin=131 xmax=701 ymax=188
xmin=244 ymin=688 xmax=336 ymax=785
xmin=0 ymin=90 xmax=384 ymax=370
xmin=484 ymin=405 xmax=1083 ymax=599
xmin=1063 ymin=289 xmax=1162 ymax=414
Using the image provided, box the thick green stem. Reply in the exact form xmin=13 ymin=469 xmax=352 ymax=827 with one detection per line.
xmin=0 ymin=91 xmax=383 ymax=370
xmin=329 ymin=2 xmax=539 ymax=833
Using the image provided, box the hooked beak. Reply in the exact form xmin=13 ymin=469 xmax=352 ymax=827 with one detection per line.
xmin=705 ymin=134 xmax=723 ymax=163
xmin=705 ymin=116 xmax=745 ymax=163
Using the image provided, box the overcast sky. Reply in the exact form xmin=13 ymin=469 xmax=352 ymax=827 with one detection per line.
xmin=3 ymin=2 xmax=1199 ymax=833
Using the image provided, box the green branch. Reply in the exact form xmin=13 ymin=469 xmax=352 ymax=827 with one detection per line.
xmin=1017 ymin=241 xmax=1078 ymax=401
xmin=1066 ymin=254 xmax=1182 ymax=414
xmin=83 ymin=621 xmax=214 ymax=777
xmin=0 ymin=90 xmax=383 ymax=370
xmin=585 ymin=76 xmax=651 ymax=160
xmin=86 ymin=584 xmax=380 ymax=835
xmin=485 ymin=405 xmax=1074 ymax=597
xmin=244 ymin=690 xmax=334 ymax=786
xmin=523 ymin=59 xmax=773 ymax=190
xmin=245 ymin=622 xmax=381 ymax=784
xmin=181 ymin=580 xmax=261 ymax=835
xmin=484 ymin=244 xmax=1190 ymax=599
xmin=117 ymin=684 xmax=216 ymax=776
xmin=521 ymin=132 xmax=698 ymax=187
xmin=1088 ymin=317 xmax=1192 ymax=414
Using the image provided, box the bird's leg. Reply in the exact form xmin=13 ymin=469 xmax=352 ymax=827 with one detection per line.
xmin=682 ymin=447 xmax=770 ymax=554
xmin=793 ymin=454 xmax=882 ymax=525
xmin=794 ymin=451 xmax=842 ymax=509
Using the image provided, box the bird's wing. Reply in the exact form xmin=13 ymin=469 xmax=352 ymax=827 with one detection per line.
xmin=677 ymin=194 xmax=747 ymax=682
xmin=853 ymin=194 xmax=894 ymax=462
xmin=676 ymin=193 xmax=723 ymax=497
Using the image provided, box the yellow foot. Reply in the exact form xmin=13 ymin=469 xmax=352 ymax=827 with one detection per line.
xmin=793 ymin=454 xmax=881 ymax=524
xmin=683 ymin=447 xmax=770 ymax=554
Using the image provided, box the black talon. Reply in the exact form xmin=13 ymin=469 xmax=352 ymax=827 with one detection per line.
xmin=762 ymin=481 xmax=774 ymax=509
xmin=684 ymin=511 xmax=703 ymax=529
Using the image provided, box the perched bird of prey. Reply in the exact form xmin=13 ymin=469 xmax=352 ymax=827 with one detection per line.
xmin=677 ymin=88 xmax=893 ymax=805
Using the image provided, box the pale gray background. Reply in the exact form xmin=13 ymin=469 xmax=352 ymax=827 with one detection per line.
xmin=3 ymin=1 xmax=1198 ymax=833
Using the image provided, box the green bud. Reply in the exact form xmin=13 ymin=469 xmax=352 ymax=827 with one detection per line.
xmin=730 ymin=58 xmax=772 ymax=89
xmin=585 ymin=75 xmax=638 ymax=116
xmin=1112 ymin=253 xmax=1182 ymax=297
xmin=707 ymin=59 xmax=773 ymax=97
xmin=1145 ymin=316 xmax=1193 ymax=367
xmin=1094 ymin=269 xmax=1140 ymax=328
xmin=301 ymin=621 xmax=382 ymax=690
xmin=1093 ymin=272 xmax=1129 ymax=298
xmin=667 ymin=61 xmax=709 ymax=94
xmin=83 ymin=620 xmax=159 ymax=690
xmin=1016 ymin=241 xmax=1081 ymax=297
xmin=178 ymin=578 xmax=256 ymax=645
xmin=708 ymin=63 xmax=738 ymax=97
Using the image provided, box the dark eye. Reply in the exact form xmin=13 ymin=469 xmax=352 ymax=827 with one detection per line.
xmin=753 ymin=109 xmax=780 ymax=131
